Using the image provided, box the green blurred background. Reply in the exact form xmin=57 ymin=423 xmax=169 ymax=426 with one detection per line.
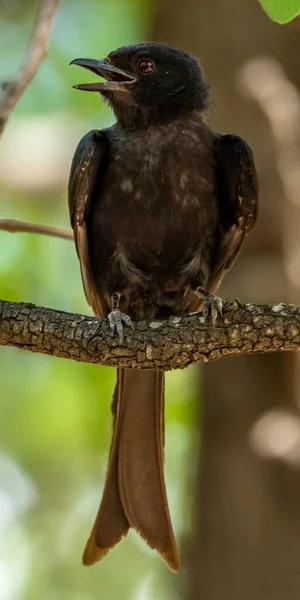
xmin=2 ymin=1 xmax=300 ymax=599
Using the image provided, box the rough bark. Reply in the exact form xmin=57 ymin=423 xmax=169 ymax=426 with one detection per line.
xmin=1 ymin=299 xmax=300 ymax=369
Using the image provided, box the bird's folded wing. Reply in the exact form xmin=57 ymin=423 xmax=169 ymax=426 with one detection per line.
xmin=188 ymin=133 xmax=258 ymax=313
xmin=68 ymin=129 xmax=108 ymax=318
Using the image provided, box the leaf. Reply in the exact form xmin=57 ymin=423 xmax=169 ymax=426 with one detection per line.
xmin=258 ymin=0 xmax=300 ymax=23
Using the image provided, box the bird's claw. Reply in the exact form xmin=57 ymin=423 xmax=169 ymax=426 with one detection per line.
xmin=198 ymin=288 xmax=223 ymax=326
xmin=108 ymin=309 xmax=134 ymax=343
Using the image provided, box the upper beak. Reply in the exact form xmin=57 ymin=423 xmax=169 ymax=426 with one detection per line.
xmin=70 ymin=57 xmax=136 ymax=92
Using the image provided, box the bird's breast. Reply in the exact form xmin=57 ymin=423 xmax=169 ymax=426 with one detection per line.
xmin=88 ymin=121 xmax=219 ymax=299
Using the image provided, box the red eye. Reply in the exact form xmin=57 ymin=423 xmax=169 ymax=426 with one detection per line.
xmin=137 ymin=58 xmax=154 ymax=74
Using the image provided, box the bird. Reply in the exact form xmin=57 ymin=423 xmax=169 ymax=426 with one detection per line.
xmin=68 ymin=42 xmax=258 ymax=572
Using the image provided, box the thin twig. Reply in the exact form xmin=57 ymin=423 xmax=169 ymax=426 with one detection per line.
xmin=1 ymin=298 xmax=300 ymax=370
xmin=0 ymin=0 xmax=60 ymax=135
xmin=0 ymin=218 xmax=73 ymax=240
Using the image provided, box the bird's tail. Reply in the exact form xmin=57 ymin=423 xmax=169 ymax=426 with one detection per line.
xmin=82 ymin=368 xmax=180 ymax=571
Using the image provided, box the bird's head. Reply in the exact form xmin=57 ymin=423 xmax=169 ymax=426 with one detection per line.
xmin=71 ymin=43 xmax=210 ymax=127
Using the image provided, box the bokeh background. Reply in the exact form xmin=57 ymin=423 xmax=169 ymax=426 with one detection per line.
xmin=1 ymin=1 xmax=300 ymax=599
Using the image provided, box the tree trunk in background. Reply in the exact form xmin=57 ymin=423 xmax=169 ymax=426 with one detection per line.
xmin=152 ymin=2 xmax=300 ymax=598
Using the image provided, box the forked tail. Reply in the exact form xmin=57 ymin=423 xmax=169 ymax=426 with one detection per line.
xmin=82 ymin=368 xmax=179 ymax=571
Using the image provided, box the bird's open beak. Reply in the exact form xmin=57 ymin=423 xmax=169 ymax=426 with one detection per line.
xmin=70 ymin=57 xmax=136 ymax=92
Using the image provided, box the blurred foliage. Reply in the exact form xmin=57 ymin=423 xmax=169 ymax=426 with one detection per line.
xmin=258 ymin=0 xmax=300 ymax=23
xmin=0 ymin=2 xmax=201 ymax=599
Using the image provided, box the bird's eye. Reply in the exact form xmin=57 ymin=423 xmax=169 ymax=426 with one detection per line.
xmin=137 ymin=58 xmax=154 ymax=75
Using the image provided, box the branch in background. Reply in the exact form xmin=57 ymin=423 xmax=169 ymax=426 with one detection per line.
xmin=238 ymin=57 xmax=300 ymax=292
xmin=239 ymin=57 xmax=300 ymax=206
xmin=1 ymin=298 xmax=300 ymax=370
xmin=0 ymin=219 xmax=73 ymax=240
xmin=0 ymin=0 xmax=60 ymax=135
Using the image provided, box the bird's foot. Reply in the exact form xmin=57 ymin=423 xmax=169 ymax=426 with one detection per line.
xmin=197 ymin=288 xmax=223 ymax=326
xmin=108 ymin=293 xmax=134 ymax=343
xmin=108 ymin=309 xmax=133 ymax=343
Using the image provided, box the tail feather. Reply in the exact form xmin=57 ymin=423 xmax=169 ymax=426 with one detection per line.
xmin=118 ymin=369 xmax=179 ymax=571
xmin=82 ymin=370 xmax=130 ymax=566
xmin=82 ymin=368 xmax=180 ymax=571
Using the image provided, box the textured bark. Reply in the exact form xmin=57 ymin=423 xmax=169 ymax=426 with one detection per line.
xmin=1 ymin=299 xmax=300 ymax=369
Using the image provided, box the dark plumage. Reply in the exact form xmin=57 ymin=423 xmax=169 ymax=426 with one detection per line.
xmin=69 ymin=42 xmax=258 ymax=571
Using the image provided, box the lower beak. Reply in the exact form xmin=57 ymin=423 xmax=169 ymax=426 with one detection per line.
xmin=70 ymin=57 xmax=135 ymax=92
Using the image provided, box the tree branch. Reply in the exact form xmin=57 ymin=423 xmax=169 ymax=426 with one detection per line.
xmin=1 ymin=298 xmax=299 ymax=370
xmin=0 ymin=0 xmax=60 ymax=135
xmin=0 ymin=218 xmax=73 ymax=240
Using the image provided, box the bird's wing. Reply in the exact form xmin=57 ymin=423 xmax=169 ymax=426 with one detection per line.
xmin=189 ymin=133 xmax=258 ymax=312
xmin=68 ymin=129 xmax=108 ymax=318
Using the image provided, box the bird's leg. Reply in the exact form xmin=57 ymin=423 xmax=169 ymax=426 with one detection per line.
xmin=108 ymin=292 xmax=134 ymax=343
xmin=197 ymin=287 xmax=223 ymax=326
